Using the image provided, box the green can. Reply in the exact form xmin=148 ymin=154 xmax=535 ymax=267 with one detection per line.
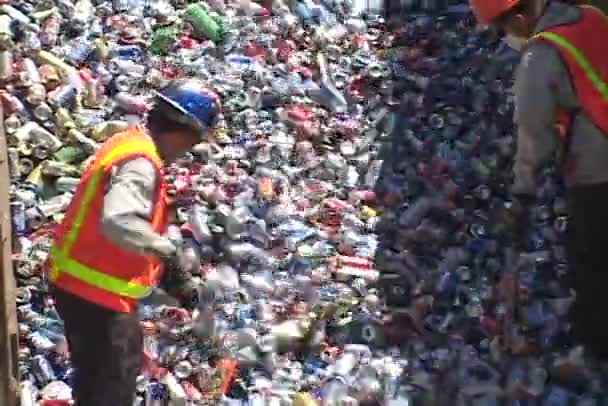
xmin=148 ymin=25 xmax=178 ymax=55
xmin=184 ymin=4 xmax=224 ymax=42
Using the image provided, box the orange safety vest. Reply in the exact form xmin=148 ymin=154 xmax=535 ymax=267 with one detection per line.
xmin=533 ymin=5 xmax=608 ymax=139
xmin=48 ymin=128 xmax=169 ymax=313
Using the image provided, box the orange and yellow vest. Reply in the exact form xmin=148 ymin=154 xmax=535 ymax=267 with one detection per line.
xmin=48 ymin=128 xmax=169 ymax=313
xmin=533 ymin=5 xmax=608 ymax=139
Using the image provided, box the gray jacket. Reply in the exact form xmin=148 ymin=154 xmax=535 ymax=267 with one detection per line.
xmin=512 ymin=1 xmax=608 ymax=196
xmin=101 ymin=157 xmax=172 ymax=255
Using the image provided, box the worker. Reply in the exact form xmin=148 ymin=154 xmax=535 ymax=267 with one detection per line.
xmin=46 ymin=80 xmax=222 ymax=406
xmin=470 ymin=0 xmax=608 ymax=361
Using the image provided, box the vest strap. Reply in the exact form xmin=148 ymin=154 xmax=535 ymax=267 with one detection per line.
xmin=533 ymin=31 xmax=608 ymax=103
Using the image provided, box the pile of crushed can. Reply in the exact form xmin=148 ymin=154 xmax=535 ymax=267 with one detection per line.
xmin=5 ymin=0 xmax=605 ymax=404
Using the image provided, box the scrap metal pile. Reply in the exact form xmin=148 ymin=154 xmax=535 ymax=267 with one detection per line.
xmin=5 ymin=0 xmax=600 ymax=405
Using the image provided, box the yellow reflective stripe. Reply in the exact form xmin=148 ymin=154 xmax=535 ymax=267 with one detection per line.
xmin=49 ymin=166 xmax=104 ymax=282
xmin=100 ymin=141 xmax=160 ymax=167
xmin=49 ymin=261 xmax=59 ymax=282
xmin=50 ymin=246 xmax=152 ymax=299
xmin=62 ymin=167 xmax=105 ymax=254
xmin=534 ymin=31 xmax=608 ymax=102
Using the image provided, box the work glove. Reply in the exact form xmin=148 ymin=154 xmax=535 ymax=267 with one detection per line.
xmin=145 ymin=237 xmax=178 ymax=259
xmin=503 ymin=195 xmax=534 ymax=251
xmin=159 ymin=254 xmax=207 ymax=309
xmin=141 ymin=238 xmax=199 ymax=307
xmin=144 ymin=237 xmax=190 ymax=272
xmin=176 ymin=278 xmax=206 ymax=309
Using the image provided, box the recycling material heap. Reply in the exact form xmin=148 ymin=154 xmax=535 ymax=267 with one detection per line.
xmin=5 ymin=0 xmax=597 ymax=405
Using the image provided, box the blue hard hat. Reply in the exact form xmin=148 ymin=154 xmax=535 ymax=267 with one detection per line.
xmin=155 ymin=80 xmax=222 ymax=133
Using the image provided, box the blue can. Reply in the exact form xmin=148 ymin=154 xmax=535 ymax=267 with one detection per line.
xmin=543 ymin=386 xmax=571 ymax=406
xmin=10 ymin=201 xmax=26 ymax=236
xmin=114 ymin=45 xmax=145 ymax=61
xmin=59 ymin=367 xmax=75 ymax=386
xmin=66 ymin=37 xmax=94 ymax=66
xmin=31 ymin=354 xmax=56 ymax=386
xmin=236 ymin=132 xmax=256 ymax=147
xmin=303 ymin=357 xmax=327 ymax=375
xmin=287 ymin=257 xmax=313 ymax=275
xmin=318 ymin=287 xmax=338 ymax=301
xmin=49 ymin=85 xmax=78 ymax=108
xmin=145 ymin=379 xmax=166 ymax=406
xmin=236 ymin=305 xmax=256 ymax=328
xmin=225 ymin=54 xmax=255 ymax=70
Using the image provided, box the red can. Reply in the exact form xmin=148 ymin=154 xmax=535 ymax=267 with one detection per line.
xmin=41 ymin=17 xmax=60 ymax=46
xmin=244 ymin=41 xmax=265 ymax=58
xmin=40 ymin=401 xmax=70 ymax=406
xmin=286 ymin=105 xmax=313 ymax=122
xmin=277 ymin=40 xmax=296 ymax=63
xmin=182 ymin=380 xmax=203 ymax=401
xmin=331 ymin=255 xmax=373 ymax=271
xmin=358 ymin=190 xmax=376 ymax=203
xmin=180 ymin=36 xmax=196 ymax=49
xmin=291 ymin=66 xmax=312 ymax=80
xmin=352 ymin=35 xmax=368 ymax=48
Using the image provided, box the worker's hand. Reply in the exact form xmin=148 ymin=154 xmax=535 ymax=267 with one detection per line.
xmin=178 ymin=279 xmax=207 ymax=308
xmin=160 ymin=246 xmax=190 ymax=273
xmin=163 ymin=270 xmax=205 ymax=309
xmin=157 ymin=253 xmax=207 ymax=308
xmin=504 ymin=195 xmax=534 ymax=251
xmin=148 ymin=239 xmax=194 ymax=278
xmin=146 ymin=238 xmax=178 ymax=259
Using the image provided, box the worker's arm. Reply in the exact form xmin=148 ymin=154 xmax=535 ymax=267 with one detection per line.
xmin=101 ymin=157 xmax=176 ymax=257
xmin=512 ymin=44 xmax=565 ymax=197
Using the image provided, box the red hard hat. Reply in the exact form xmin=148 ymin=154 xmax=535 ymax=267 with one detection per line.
xmin=470 ymin=0 xmax=522 ymax=25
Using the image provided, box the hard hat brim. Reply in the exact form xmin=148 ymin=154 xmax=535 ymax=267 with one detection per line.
xmin=153 ymin=91 xmax=210 ymax=136
xmin=471 ymin=0 xmax=522 ymax=25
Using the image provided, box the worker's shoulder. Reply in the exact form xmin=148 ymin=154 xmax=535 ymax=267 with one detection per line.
xmin=523 ymin=0 xmax=582 ymax=62
xmin=518 ymin=40 xmax=564 ymax=74
xmin=112 ymin=156 xmax=160 ymax=181
xmin=524 ymin=36 xmax=563 ymax=58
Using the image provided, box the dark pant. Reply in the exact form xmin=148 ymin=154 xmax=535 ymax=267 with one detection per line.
xmin=567 ymin=182 xmax=608 ymax=360
xmin=53 ymin=287 xmax=142 ymax=406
